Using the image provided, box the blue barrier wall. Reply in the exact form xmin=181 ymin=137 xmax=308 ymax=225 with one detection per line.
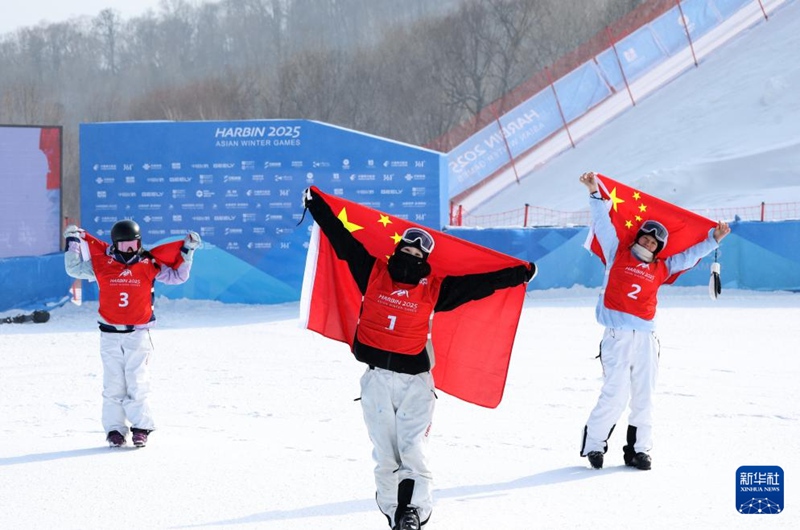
xmin=0 ymin=253 xmax=73 ymax=311
xmin=2 ymin=220 xmax=798 ymax=310
xmin=446 ymin=220 xmax=800 ymax=292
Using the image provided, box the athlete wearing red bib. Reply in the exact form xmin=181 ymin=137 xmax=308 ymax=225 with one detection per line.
xmin=577 ymin=172 xmax=730 ymax=471
xmin=65 ymin=220 xmax=200 ymax=448
xmin=602 ymin=250 xmax=671 ymax=321
xmin=304 ymin=188 xmax=535 ymax=530
xmin=92 ymin=253 xmax=161 ymax=326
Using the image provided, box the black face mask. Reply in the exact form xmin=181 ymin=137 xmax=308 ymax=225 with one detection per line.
xmin=113 ymin=247 xmax=139 ymax=263
xmin=387 ymin=250 xmax=431 ymax=284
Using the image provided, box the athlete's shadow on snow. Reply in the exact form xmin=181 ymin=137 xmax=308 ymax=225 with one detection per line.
xmin=0 ymin=446 xmax=120 ymax=466
xmin=179 ymin=466 xmax=622 ymax=527
xmin=436 ymin=465 xmax=629 ymax=500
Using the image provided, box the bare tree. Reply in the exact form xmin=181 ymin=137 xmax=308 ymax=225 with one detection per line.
xmin=0 ymin=81 xmax=62 ymax=123
xmin=220 ymin=0 xmax=288 ymax=72
xmin=93 ymin=9 xmax=122 ymax=75
xmin=0 ymin=0 xmax=649 ymax=151
xmin=427 ymin=3 xmax=496 ymax=129
xmin=277 ymin=48 xmax=349 ymax=122
xmin=485 ymin=0 xmax=549 ymax=112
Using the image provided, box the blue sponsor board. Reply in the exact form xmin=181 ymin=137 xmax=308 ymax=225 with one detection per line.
xmin=446 ymin=61 xmax=613 ymax=198
xmin=79 ymin=120 xmax=444 ymax=303
xmin=596 ymin=26 xmax=668 ymax=90
xmin=447 ymin=89 xmax=563 ymax=198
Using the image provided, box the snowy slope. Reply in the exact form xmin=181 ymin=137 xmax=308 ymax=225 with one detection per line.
xmin=472 ymin=0 xmax=800 ymax=215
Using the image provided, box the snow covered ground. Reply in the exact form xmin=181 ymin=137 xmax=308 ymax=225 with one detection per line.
xmin=3 ymin=1 xmax=800 ymax=529
xmin=1 ymin=289 xmax=798 ymax=529
xmin=471 ymin=0 xmax=800 ymax=215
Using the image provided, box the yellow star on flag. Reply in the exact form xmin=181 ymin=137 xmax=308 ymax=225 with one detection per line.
xmin=391 ymin=232 xmax=403 ymax=245
xmin=625 ymin=220 xmax=633 ymax=229
xmin=336 ymin=207 xmax=363 ymax=233
xmin=609 ymin=187 xmax=625 ymax=212
xmin=635 ymin=215 xmax=643 ymax=222
xmin=378 ymin=214 xmax=392 ymax=227
xmin=633 ymin=191 xmax=641 ymax=201
xmin=638 ymin=203 xmax=648 ymax=213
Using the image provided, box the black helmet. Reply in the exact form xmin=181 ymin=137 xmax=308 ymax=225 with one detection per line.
xmin=111 ymin=219 xmax=141 ymax=244
xmin=636 ymin=220 xmax=668 ymax=255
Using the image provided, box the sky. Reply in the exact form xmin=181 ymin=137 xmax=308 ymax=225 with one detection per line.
xmin=1 ymin=1 xmax=799 ymax=529
xmin=0 ymin=0 xmax=169 ymax=34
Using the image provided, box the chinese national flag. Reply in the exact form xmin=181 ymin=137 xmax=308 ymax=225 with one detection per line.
xmin=83 ymin=232 xmax=185 ymax=269
xmin=300 ymin=187 xmax=529 ymax=408
xmin=589 ymin=174 xmax=716 ymax=283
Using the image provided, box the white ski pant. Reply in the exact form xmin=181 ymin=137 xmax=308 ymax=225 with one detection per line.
xmin=100 ymin=330 xmax=155 ymax=435
xmin=581 ymin=328 xmax=659 ymax=455
xmin=360 ymin=367 xmax=435 ymax=525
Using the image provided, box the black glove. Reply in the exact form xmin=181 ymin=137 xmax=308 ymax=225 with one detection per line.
xmin=63 ymin=225 xmax=84 ymax=252
xmin=32 ymin=310 xmax=50 ymax=323
xmin=525 ymin=262 xmax=538 ymax=282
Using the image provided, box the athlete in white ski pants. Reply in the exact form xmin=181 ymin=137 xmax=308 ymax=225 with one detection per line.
xmin=578 ymin=171 xmax=728 ymax=465
xmin=100 ymin=330 xmax=156 ymax=436
xmin=582 ymin=328 xmax=659 ymax=455
xmin=360 ymin=367 xmax=436 ymax=525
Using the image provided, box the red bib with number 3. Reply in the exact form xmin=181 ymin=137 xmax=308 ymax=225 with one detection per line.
xmin=94 ymin=256 xmax=160 ymax=325
xmin=603 ymin=251 xmax=670 ymax=321
xmin=357 ymin=260 xmax=442 ymax=355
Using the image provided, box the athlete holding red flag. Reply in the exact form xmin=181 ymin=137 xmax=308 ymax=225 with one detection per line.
xmin=302 ymin=187 xmax=535 ymax=530
xmin=578 ymin=172 xmax=729 ymax=470
xmin=64 ymin=220 xmax=200 ymax=448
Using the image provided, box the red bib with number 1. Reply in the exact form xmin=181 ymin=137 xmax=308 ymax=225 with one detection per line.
xmin=357 ymin=260 xmax=442 ymax=355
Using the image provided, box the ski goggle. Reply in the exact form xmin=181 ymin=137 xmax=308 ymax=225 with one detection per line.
xmin=638 ymin=220 xmax=668 ymax=244
xmin=116 ymin=240 xmax=141 ymax=253
xmin=401 ymin=227 xmax=435 ymax=255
